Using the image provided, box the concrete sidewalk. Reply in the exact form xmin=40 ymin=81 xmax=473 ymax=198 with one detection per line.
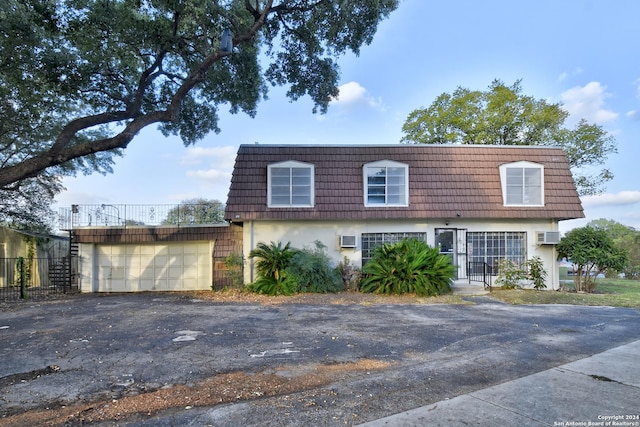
xmin=359 ymin=340 xmax=640 ymax=427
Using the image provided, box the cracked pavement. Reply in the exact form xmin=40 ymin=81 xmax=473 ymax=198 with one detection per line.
xmin=1 ymin=293 xmax=639 ymax=426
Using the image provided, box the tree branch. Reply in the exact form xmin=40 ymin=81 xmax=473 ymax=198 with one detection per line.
xmin=0 ymin=2 xmax=278 ymax=189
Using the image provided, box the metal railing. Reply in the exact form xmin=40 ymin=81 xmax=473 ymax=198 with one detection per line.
xmin=58 ymin=203 xmax=227 ymax=229
xmin=0 ymin=257 xmax=76 ymax=301
xmin=468 ymin=261 xmax=492 ymax=291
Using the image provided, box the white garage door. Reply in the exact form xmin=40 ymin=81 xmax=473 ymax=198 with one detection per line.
xmin=96 ymin=242 xmax=212 ymax=292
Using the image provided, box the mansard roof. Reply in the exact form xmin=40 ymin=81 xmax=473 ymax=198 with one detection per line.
xmin=224 ymin=144 xmax=584 ymax=221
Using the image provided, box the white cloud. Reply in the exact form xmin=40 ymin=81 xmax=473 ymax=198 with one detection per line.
xmin=560 ymin=81 xmax=618 ymax=124
xmin=557 ymin=67 xmax=582 ymax=82
xmin=331 ymin=81 xmax=383 ymax=109
xmin=626 ymin=110 xmax=640 ymax=121
xmin=180 ymin=145 xmax=237 ymax=167
xmin=179 ymin=145 xmax=236 ymax=199
xmin=581 ymin=190 xmax=640 ymax=208
xmin=186 ymin=169 xmax=231 ymax=181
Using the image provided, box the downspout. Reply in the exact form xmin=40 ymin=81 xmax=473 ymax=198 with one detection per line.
xmin=249 ymin=220 xmax=255 ymax=282
xmin=551 ymin=219 xmax=558 ymax=290
xmin=211 ymin=239 xmax=216 ymax=290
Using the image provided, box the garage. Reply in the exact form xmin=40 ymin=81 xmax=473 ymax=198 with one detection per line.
xmin=95 ymin=242 xmax=212 ymax=292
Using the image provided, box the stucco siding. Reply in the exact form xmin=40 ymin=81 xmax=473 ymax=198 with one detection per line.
xmin=243 ymin=218 xmax=561 ymax=290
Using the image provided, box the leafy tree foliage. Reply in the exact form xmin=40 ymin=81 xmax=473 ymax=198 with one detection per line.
xmin=0 ymin=178 xmax=59 ymax=233
xmin=401 ymin=79 xmax=617 ymax=196
xmin=0 ymin=0 xmax=398 ymax=207
xmin=587 ymin=219 xmax=640 ymax=279
xmin=161 ymin=198 xmax=225 ymax=225
xmin=556 ymin=226 xmax=628 ymax=292
xmin=360 ymin=239 xmax=454 ymax=296
xmin=618 ymin=232 xmax=640 ymax=280
xmin=587 ymin=218 xmax=636 ymax=241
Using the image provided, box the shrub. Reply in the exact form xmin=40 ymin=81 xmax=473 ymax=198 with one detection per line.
xmin=221 ymin=253 xmax=244 ymax=289
xmin=247 ymin=274 xmax=298 ymax=296
xmin=495 ymin=259 xmax=527 ymax=289
xmin=360 ymin=239 xmax=454 ymax=296
xmin=527 ymin=256 xmax=547 ymax=290
xmin=285 ymin=241 xmax=343 ymax=293
xmin=496 ymin=257 xmax=549 ymax=290
xmin=248 ymin=241 xmax=298 ymax=295
xmin=337 ymin=256 xmax=361 ymax=291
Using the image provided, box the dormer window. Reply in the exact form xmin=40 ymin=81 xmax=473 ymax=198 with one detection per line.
xmin=500 ymin=161 xmax=544 ymax=206
xmin=268 ymin=161 xmax=314 ymax=207
xmin=363 ymin=160 xmax=409 ymax=207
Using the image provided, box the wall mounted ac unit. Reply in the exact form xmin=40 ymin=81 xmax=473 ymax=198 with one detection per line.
xmin=536 ymin=231 xmax=561 ymax=245
xmin=340 ymin=235 xmax=357 ymax=248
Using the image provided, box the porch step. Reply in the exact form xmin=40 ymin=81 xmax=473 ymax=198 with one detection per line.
xmin=450 ymin=280 xmax=490 ymax=295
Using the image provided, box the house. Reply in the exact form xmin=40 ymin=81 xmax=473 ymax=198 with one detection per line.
xmin=69 ymin=143 xmax=583 ymax=293
xmin=225 ymin=144 xmax=584 ymax=289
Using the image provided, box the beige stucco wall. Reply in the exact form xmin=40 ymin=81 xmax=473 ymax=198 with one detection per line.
xmin=241 ymin=218 xmax=562 ymax=290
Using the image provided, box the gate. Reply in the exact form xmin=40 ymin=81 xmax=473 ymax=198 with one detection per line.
xmin=0 ymin=256 xmax=78 ymax=301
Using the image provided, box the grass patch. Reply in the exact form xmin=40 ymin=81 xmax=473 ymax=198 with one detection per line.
xmin=489 ymin=279 xmax=640 ymax=308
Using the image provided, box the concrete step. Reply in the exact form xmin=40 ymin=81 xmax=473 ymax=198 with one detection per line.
xmin=450 ymin=280 xmax=490 ymax=295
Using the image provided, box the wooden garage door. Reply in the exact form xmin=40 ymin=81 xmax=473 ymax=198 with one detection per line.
xmin=96 ymin=242 xmax=212 ymax=292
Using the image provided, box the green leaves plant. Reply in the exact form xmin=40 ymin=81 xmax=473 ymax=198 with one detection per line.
xmin=401 ymin=79 xmax=617 ymax=196
xmin=557 ymin=226 xmax=629 ymax=293
xmin=0 ymin=0 xmax=399 ymax=197
xmin=360 ymin=239 xmax=454 ymax=296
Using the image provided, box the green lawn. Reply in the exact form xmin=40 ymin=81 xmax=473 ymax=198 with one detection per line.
xmin=488 ymin=278 xmax=640 ymax=308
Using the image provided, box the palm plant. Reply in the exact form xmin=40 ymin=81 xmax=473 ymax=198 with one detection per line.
xmin=360 ymin=239 xmax=454 ymax=296
xmin=248 ymin=241 xmax=297 ymax=295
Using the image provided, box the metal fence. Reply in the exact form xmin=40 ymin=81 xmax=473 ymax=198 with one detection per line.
xmin=58 ymin=203 xmax=227 ymax=229
xmin=0 ymin=257 xmax=77 ymax=301
xmin=468 ymin=261 xmax=493 ymax=291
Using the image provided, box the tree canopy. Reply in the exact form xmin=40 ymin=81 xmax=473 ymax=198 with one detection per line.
xmin=401 ymin=79 xmax=617 ymax=196
xmin=556 ymin=226 xmax=628 ymax=292
xmin=587 ymin=218 xmax=640 ymax=279
xmin=161 ymin=198 xmax=225 ymax=225
xmin=0 ymin=0 xmax=398 ymax=228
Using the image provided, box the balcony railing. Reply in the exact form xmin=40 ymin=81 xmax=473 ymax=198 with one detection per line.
xmin=58 ymin=204 xmax=227 ymax=229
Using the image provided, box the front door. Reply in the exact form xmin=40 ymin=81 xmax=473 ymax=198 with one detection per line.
xmin=435 ymin=228 xmax=467 ymax=279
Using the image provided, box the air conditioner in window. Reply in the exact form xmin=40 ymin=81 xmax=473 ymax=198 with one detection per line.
xmin=340 ymin=235 xmax=357 ymax=248
xmin=536 ymin=231 xmax=561 ymax=245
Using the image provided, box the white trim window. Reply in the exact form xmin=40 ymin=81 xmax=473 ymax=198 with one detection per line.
xmin=499 ymin=161 xmax=544 ymax=206
xmin=363 ymin=160 xmax=409 ymax=206
xmin=267 ymin=161 xmax=314 ymax=207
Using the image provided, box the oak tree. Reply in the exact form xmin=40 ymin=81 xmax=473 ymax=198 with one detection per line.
xmin=401 ymin=79 xmax=617 ymax=196
xmin=0 ymin=0 xmax=399 ymax=228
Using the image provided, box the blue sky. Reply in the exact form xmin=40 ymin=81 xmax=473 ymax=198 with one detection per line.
xmin=55 ymin=0 xmax=640 ymax=233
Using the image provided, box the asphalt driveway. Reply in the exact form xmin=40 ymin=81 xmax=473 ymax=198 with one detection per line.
xmin=1 ymin=293 xmax=639 ymax=426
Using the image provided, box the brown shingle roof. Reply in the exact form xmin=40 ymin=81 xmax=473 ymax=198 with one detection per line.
xmin=224 ymin=144 xmax=584 ymax=221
